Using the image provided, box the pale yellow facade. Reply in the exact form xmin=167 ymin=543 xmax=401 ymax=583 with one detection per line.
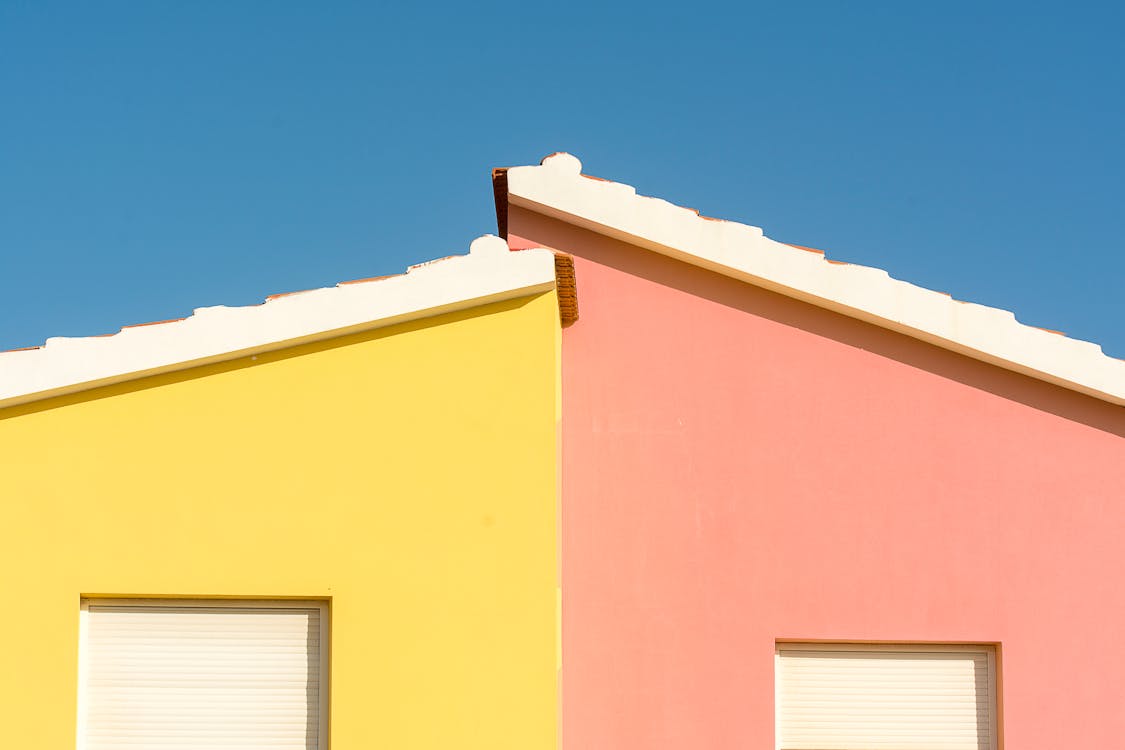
xmin=0 ymin=292 xmax=560 ymax=748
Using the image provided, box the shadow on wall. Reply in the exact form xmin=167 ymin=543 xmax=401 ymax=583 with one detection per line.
xmin=514 ymin=211 xmax=1124 ymax=439
xmin=0 ymin=294 xmax=543 ymax=423
xmin=307 ymin=607 xmax=320 ymax=750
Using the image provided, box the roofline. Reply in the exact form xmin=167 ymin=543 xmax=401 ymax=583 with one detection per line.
xmin=501 ymin=153 xmax=1125 ymax=406
xmin=0 ymin=237 xmax=561 ymax=410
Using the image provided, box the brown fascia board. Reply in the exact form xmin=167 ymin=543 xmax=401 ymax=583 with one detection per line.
xmin=492 ymin=167 xmax=510 ymax=239
xmin=553 ymin=252 xmax=579 ymax=327
xmin=494 ymin=165 xmax=577 ymax=326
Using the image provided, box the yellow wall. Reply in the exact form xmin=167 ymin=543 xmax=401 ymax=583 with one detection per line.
xmin=0 ymin=292 xmax=560 ymax=749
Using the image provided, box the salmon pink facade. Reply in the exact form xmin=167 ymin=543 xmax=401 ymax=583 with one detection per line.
xmin=504 ymin=157 xmax=1125 ymax=750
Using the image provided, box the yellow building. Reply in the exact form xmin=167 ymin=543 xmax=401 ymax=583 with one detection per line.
xmin=0 ymin=237 xmax=569 ymax=749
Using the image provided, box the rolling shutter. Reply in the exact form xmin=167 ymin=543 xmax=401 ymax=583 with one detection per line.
xmin=80 ymin=601 xmax=324 ymax=749
xmin=776 ymin=645 xmax=996 ymax=750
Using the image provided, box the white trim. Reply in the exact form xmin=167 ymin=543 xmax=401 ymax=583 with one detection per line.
xmin=507 ymin=153 xmax=1125 ymax=406
xmin=77 ymin=598 xmax=330 ymax=750
xmin=0 ymin=237 xmax=557 ymax=409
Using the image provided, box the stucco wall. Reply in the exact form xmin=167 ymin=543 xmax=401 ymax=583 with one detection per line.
xmin=510 ymin=208 xmax=1125 ymax=750
xmin=0 ymin=293 xmax=560 ymax=749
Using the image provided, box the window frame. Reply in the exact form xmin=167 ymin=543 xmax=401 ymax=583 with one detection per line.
xmin=774 ymin=641 xmax=999 ymax=750
xmin=77 ymin=598 xmax=330 ymax=750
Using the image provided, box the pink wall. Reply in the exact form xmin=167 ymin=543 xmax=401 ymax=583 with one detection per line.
xmin=510 ymin=208 xmax=1125 ymax=750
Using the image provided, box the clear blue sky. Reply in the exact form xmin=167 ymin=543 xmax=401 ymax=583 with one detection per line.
xmin=2 ymin=2 xmax=1123 ymax=357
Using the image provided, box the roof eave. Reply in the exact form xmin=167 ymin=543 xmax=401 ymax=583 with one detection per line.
xmin=0 ymin=238 xmax=559 ymax=410
xmin=505 ymin=153 xmax=1125 ymax=407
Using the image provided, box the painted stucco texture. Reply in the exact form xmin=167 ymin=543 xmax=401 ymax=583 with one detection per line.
xmin=510 ymin=207 xmax=1125 ymax=750
xmin=0 ymin=293 xmax=560 ymax=750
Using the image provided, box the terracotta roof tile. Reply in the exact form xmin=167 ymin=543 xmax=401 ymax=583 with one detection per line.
xmin=120 ymin=317 xmax=186 ymax=329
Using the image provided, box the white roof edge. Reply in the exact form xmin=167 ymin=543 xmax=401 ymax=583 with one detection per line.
xmin=0 ymin=236 xmax=558 ymax=410
xmin=506 ymin=153 xmax=1125 ymax=407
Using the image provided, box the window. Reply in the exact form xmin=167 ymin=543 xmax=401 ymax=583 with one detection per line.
xmin=78 ymin=600 xmax=326 ymax=749
xmin=775 ymin=643 xmax=998 ymax=750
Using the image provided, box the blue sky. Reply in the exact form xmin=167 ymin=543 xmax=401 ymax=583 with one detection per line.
xmin=2 ymin=2 xmax=1123 ymax=357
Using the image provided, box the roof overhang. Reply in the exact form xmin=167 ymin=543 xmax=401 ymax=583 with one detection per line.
xmin=0 ymin=237 xmax=561 ymax=410
xmin=497 ymin=153 xmax=1125 ymax=407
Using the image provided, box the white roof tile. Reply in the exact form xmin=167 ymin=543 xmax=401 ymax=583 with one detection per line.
xmin=0 ymin=237 xmax=557 ymax=409
xmin=505 ymin=153 xmax=1125 ymax=406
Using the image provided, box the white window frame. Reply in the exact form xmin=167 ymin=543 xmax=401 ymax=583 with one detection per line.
xmin=774 ymin=641 xmax=999 ymax=750
xmin=77 ymin=598 xmax=329 ymax=750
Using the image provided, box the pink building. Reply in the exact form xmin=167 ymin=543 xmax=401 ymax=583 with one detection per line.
xmin=499 ymin=154 xmax=1125 ymax=750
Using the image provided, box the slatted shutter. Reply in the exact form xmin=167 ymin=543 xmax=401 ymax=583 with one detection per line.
xmin=776 ymin=644 xmax=996 ymax=750
xmin=80 ymin=601 xmax=325 ymax=749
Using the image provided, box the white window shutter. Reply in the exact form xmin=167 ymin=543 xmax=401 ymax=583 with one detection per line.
xmin=776 ymin=645 xmax=996 ymax=750
xmin=81 ymin=602 xmax=324 ymax=749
